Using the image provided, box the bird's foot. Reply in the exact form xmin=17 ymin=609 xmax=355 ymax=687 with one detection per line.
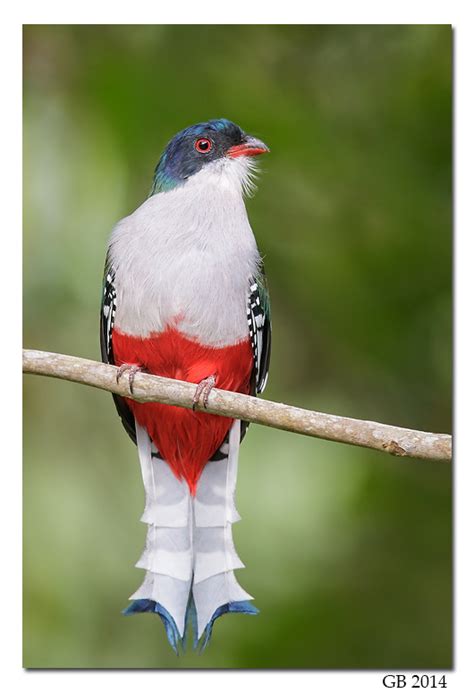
xmin=192 ymin=375 xmax=217 ymax=411
xmin=116 ymin=363 xmax=143 ymax=395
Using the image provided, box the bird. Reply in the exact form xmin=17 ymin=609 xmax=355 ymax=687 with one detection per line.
xmin=100 ymin=118 xmax=271 ymax=653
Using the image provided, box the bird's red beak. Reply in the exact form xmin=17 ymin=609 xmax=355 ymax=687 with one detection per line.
xmin=227 ymin=136 xmax=270 ymax=158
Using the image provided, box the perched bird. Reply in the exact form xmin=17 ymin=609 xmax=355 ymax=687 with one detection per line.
xmin=100 ymin=118 xmax=271 ymax=652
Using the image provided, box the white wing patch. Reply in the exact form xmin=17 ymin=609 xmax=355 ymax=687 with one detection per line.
xmin=102 ymin=271 xmax=117 ymax=360
xmin=247 ymin=281 xmax=268 ymax=392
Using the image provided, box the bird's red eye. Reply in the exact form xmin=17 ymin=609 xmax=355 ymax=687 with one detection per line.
xmin=195 ymin=137 xmax=212 ymax=153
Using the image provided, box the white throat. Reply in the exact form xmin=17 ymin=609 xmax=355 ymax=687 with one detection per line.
xmin=108 ymin=157 xmax=261 ymax=347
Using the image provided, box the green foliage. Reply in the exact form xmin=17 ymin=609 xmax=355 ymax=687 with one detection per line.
xmin=23 ymin=25 xmax=451 ymax=668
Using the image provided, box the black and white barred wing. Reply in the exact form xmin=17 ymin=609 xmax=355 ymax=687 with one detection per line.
xmin=100 ymin=263 xmax=137 ymax=444
xmin=216 ymin=269 xmax=272 ymax=450
xmin=100 ymin=268 xmax=117 ymax=362
xmin=247 ymin=271 xmax=271 ymax=395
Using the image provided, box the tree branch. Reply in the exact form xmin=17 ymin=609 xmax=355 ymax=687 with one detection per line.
xmin=22 ymin=349 xmax=452 ymax=462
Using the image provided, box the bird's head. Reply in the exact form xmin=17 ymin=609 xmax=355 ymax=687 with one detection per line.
xmin=150 ymin=118 xmax=269 ymax=196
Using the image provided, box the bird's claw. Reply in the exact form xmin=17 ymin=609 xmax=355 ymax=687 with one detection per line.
xmin=116 ymin=364 xmax=143 ymax=395
xmin=192 ymin=375 xmax=217 ymax=411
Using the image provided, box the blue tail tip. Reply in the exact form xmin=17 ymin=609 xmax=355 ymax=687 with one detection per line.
xmin=123 ymin=598 xmax=258 ymax=654
xmin=123 ymin=599 xmax=181 ymax=655
xmin=199 ymin=600 xmax=259 ymax=652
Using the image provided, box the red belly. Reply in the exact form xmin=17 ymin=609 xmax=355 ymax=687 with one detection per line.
xmin=112 ymin=328 xmax=253 ymax=494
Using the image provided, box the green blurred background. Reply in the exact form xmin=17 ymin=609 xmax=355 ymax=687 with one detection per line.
xmin=23 ymin=25 xmax=452 ymax=669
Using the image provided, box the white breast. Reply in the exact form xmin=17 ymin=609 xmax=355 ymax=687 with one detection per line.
xmin=108 ymin=158 xmax=261 ymax=347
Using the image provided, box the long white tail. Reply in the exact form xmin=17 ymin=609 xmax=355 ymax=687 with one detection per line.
xmin=124 ymin=419 xmax=257 ymax=652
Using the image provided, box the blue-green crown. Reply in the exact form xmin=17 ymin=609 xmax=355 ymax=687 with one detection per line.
xmin=151 ymin=118 xmax=245 ymax=194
